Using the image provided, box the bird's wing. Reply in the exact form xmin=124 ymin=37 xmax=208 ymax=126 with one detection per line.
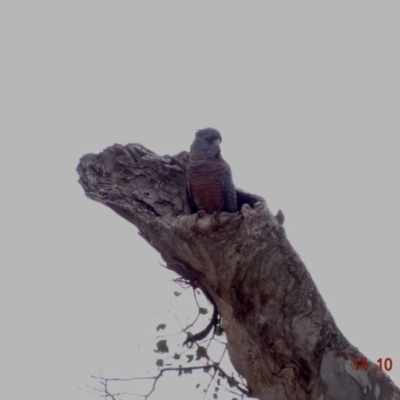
xmin=221 ymin=166 xmax=238 ymax=212
xmin=186 ymin=179 xmax=197 ymax=213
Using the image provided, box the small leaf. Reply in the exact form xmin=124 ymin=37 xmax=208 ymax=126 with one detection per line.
xmin=227 ymin=377 xmax=236 ymax=387
xmin=173 ymin=353 xmax=180 ymax=360
xmin=199 ymin=307 xmax=208 ymax=315
xmin=155 ymin=340 xmax=169 ymax=353
xmin=213 ymin=394 xmax=218 ymax=399
xmin=196 ymin=346 xmax=208 ymax=360
xmin=215 ymin=325 xmax=223 ymax=336
xmin=195 ymin=383 xmax=200 ymax=389
xmin=178 ymin=365 xmax=182 ymax=376
xmin=186 ymin=354 xmax=194 ymax=363
xmin=173 ymin=291 xmax=182 ymax=297
xmin=156 ymin=323 xmax=166 ymax=331
xmin=214 ymin=387 xmax=219 ymax=392
xmin=203 ymin=366 xmax=211 ymax=373
xmin=155 ymin=359 xmax=164 ymax=367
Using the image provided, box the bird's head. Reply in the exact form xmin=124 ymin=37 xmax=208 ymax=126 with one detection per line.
xmin=190 ymin=128 xmax=223 ymax=159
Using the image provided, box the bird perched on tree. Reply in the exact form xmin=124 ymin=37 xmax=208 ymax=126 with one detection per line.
xmin=186 ymin=128 xmax=237 ymax=214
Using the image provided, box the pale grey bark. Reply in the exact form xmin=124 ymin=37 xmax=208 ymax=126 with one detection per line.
xmin=77 ymin=143 xmax=399 ymax=400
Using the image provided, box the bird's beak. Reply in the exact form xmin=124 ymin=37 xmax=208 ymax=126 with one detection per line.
xmin=212 ymin=139 xmax=221 ymax=157
xmin=213 ymin=139 xmax=221 ymax=147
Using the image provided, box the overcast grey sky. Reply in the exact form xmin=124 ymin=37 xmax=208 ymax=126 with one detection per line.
xmin=1 ymin=2 xmax=399 ymax=399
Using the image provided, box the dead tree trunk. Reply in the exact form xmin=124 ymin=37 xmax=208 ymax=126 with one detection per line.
xmin=77 ymin=143 xmax=399 ymax=400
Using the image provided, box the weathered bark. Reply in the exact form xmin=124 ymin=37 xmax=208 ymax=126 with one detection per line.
xmin=77 ymin=143 xmax=400 ymax=400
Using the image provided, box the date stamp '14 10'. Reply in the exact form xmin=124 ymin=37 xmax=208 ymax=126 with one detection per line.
xmin=353 ymin=358 xmax=393 ymax=372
